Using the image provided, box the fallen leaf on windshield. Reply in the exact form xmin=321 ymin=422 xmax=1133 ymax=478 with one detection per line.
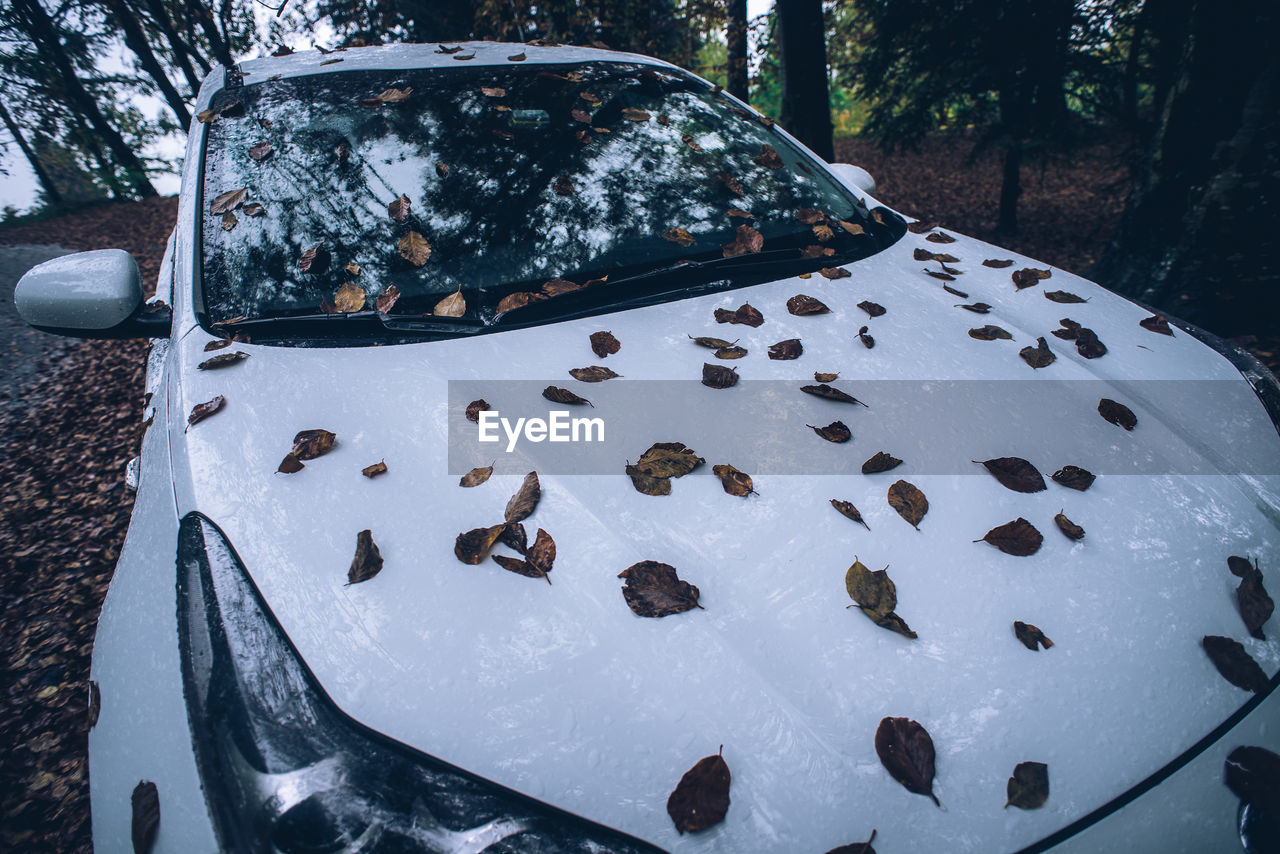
xmin=460 ymin=465 xmax=493 ymax=487
xmin=590 ymin=330 xmax=621 ymax=357
xmin=1044 ymin=290 xmax=1087 ymax=304
xmin=553 ymin=175 xmax=575 ymax=196
xmin=809 ymin=421 xmax=852 ymax=443
xmin=858 ymin=326 xmax=875 ymax=348
xmin=801 ymin=244 xmax=836 ymax=258
xmin=454 ymin=524 xmax=506 ymax=565
xmin=975 ymin=457 xmax=1046 ymax=493
xmin=888 ymin=480 xmax=928 ymax=530
xmin=1012 ymin=267 xmax=1052 ymax=290
xmin=858 ymin=300 xmax=886 ymax=318
xmin=846 ymin=559 xmax=915 ymax=637
xmin=1098 ymin=398 xmax=1137 ymax=430
xmin=620 ymin=561 xmax=703 ymax=618
xmin=664 ymin=228 xmax=695 ymax=246
xmin=717 ymin=170 xmax=745 ymax=196
xmin=795 ymin=209 xmax=826 ymax=224
xmin=358 ymin=87 xmax=412 ymax=106
xmin=1140 ymin=314 xmax=1175 ymax=336
xmin=1006 ymin=762 xmax=1049 ymax=809
xmin=435 ymin=162 xmax=449 ymax=178
xmin=813 ymin=224 xmax=835 ymax=241
xmin=838 ymin=220 xmax=865 ymax=236
xmin=570 ymin=366 xmax=621 ymax=382
xmin=433 ymin=289 xmax=466 ymax=317
xmin=727 ymin=208 xmax=753 ymax=219
xmin=360 ymin=461 xmax=387 ymax=479
xmin=713 ymin=464 xmax=755 ymax=496
xmin=801 ymin=384 xmax=867 ymax=406
xmin=480 ymin=86 xmax=506 ymax=97
xmin=298 ymin=244 xmax=329 ymax=275
xmin=682 ymin=133 xmax=703 ymax=152
xmin=1203 ymin=635 xmax=1269 ymax=693
xmin=769 ymin=338 xmax=802 ymax=360
xmin=714 ymin=303 xmax=764 ymax=327
xmin=505 ymin=471 xmax=541 ymax=523
xmin=346 ymin=530 xmax=384 ymax=584
xmin=334 ymin=282 xmax=366 ymax=312
xmin=345 ymin=261 xmax=361 ymax=276
xmin=198 ymin=351 xmax=249 ymax=370
xmin=862 ymin=451 xmax=903 ymax=474
xmin=831 ymin=500 xmax=870 ymax=530
xmin=977 ymin=518 xmax=1043 ymax=555
xmin=722 ymin=224 xmax=764 ymax=257
xmin=1051 ymin=465 xmax=1095 ymax=490
xmin=1054 ymin=511 xmax=1085 ymax=540
xmin=220 ymin=211 xmax=237 ymax=231
xmin=242 ymin=203 xmax=265 ymax=217
xmin=578 ymin=90 xmax=601 ymax=103
xmin=570 ymin=107 xmax=592 ymax=124
xmin=388 ymin=194 xmax=412 ymax=222
xmin=1014 ymin=621 xmax=1053 ymax=651
xmin=788 ymin=294 xmax=830 ymax=315
xmin=188 ymin=395 xmax=226 ymax=428
xmin=667 ymin=748 xmax=730 ymax=833
xmin=1230 ymin=556 xmax=1274 ymax=640
xmin=1020 ymin=337 xmax=1055 ymax=368
xmin=621 ymin=107 xmax=651 ymax=122
xmin=702 ymin=363 xmax=739 ymax=389
xmin=541 ymin=278 xmax=580 ymax=297
xmin=210 ymin=188 xmax=247 ymax=215
xmin=957 ymin=302 xmax=991 ymax=313
xmin=375 ymin=285 xmax=401 ymax=313
xmin=876 ymin=717 xmax=939 ymax=805
xmin=543 ymin=386 xmax=593 ymax=406
xmin=465 ymin=399 xmax=490 ymax=422
xmin=753 ymin=144 xmax=783 ymax=168
xmin=819 ymin=267 xmax=851 ymax=279
xmin=131 ymin=780 xmax=159 ymax=854
xmin=969 ymin=325 xmax=1013 ymax=341
xmin=398 ymin=231 xmax=432 ymax=266
xmin=924 ymin=232 xmax=955 ymax=244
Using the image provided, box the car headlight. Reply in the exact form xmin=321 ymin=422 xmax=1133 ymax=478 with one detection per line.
xmin=177 ymin=513 xmax=661 ymax=853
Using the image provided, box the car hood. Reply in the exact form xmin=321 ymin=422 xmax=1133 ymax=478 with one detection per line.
xmin=169 ymin=226 xmax=1280 ymax=853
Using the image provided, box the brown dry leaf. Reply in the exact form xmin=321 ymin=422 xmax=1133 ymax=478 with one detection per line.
xmin=814 ymin=372 xmax=838 ymax=382
xmin=717 ymin=170 xmax=745 ymax=196
xmin=204 ymin=338 xmax=233 ymax=352
xmin=887 ymin=480 xmax=928 ymax=530
xmin=715 ymin=345 xmax=748 ymax=359
xmin=1020 ymin=337 xmax=1055 ymax=369
xmin=1012 ymin=267 xmax=1052 ymax=290
xmin=346 ymin=529 xmax=384 ymax=584
xmin=801 ymin=244 xmax=836 ymax=259
xmin=620 ymin=561 xmax=703 ymax=618
xmin=1052 ymin=318 xmax=1082 ymax=340
xmin=626 ymin=464 xmax=672 ymax=496
xmin=977 ymin=518 xmax=1044 ymax=555
xmin=276 ymin=429 xmax=336 ymax=474
xmin=1006 ymin=762 xmax=1050 ymax=810
xmin=571 ymin=107 xmax=592 ymax=124
xmin=344 ymin=261 xmax=361 ymax=276
xmin=664 ymin=228 xmax=695 ymax=247
xmin=433 ymin=289 xmax=466 ymax=317
xmin=358 ymin=87 xmax=412 ymax=106
xmin=465 ymin=399 xmax=490 ymax=422
xmin=713 ymin=464 xmax=755 ymax=496
xmin=914 ymin=248 xmax=958 ymax=262
xmin=197 ymin=351 xmax=249 ymax=371
xmin=809 ymin=421 xmax=851 ymax=443
xmin=480 ymin=86 xmax=507 ymax=97
xmin=862 ymin=451 xmax=903 ymax=475
xmin=1075 ymin=328 xmax=1107 ymax=358
xmin=839 ymin=220 xmax=865 ymax=236
xmin=460 ymin=465 xmax=493 ymax=487
xmin=388 ymin=193 xmax=412 ymax=222
xmin=682 ymin=133 xmax=704 ymax=152
xmin=1054 ymin=511 xmax=1085 ymax=540
xmin=801 ymin=384 xmax=867 ymax=406
xmin=1014 ymin=621 xmax=1054 ymax=651
xmin=1224 ymin=746 xmax=1280 ymax=817
xmin=983 ymin=258 xmax=1014 ymax=268
xmin=499 ymin=523 xmax=527 ymax=554
xmin=722 ymin=224 xmax=764 ymax=257
xmin=590 ymin=330 xmax=621 ymax=357
xmin=813 ymin=224 xmax=835 ymax=241
xmin=334 ymin=282 xmax=366 ymax=312
xmin=957 ymin=302 xmax=992 ymax=313
xmin=1098 ymin=398 xmax=1137 ymax=430
xmin=375 ymin=284 xmax=401 ymax=313
xmin=188 ymin=395 xmax=226 ymax=428
xmin=220 ymin=212 xmax=237 ymax=231
xmin=795 ymin=208 xmax=826 ymax=224
xmin=454 ymin=524 xmax=506 ymax=565
xmin=505 ymin=471 xmax=541 ymax=522
xmin=242 ymin=202 xmax=265 ymax=217
xmin=492 ymin=555 xmax=551 ymax=582
xmin=768 ymin=339 xmax=802 ymax=360
xmin=496 ymin=291 xmax=546 ymax=314
xmin=397 ymin=230 xmax=432 ymax=266
xmin=210 ymin=188 xmax=247 ymax=215
xmin=875 ymin=717 xmax=940 ymax=806
xmin=88 ymin=681 xmax=100 ymax=730
xmin=1203 ymin=635 xmax=1269 ymax=693
xmin=688 ymin=334 xmax=737 ymax=349
xmin=845 ymin=559 xmax=915 ymax=637
xmin=1044 ymin=290 xmax=1087 ymax=304
xmin=753 ymin=144 xmax=783 ymax=168
xmin=543 ymin=386 xmax=593 ymax=406
xmin=508 ymin=51 xmax=526 ymax=61
xmin=553 ymin=175 xmax=575 ymax=196
xmin=787 ymin=294 xmax=830 ymax=316
xmin=131 ymin=780 xmax=159 ymax=854
xmin=622 ymin=107 xmax=651 ymax=122
xmin=435 ymin=162 xmax=450 ymax=178
xmin=1051 ymin=465 xmax=1095 ymax=491
xmin=436 ymin=44 xmax=464 ymax=53
xmin=277 ymin=454 xmax=304 ymax=474
xmin=701 ymin=363 xmax=738 ymax=389
xmin=974 ymin=457 xmax=1046 ymax=493
xmin=362 ymin=461 xmax=388 ymax=478
xmin=943 ymin=284 xmax=968 ymax=298
xmin=969 ymin=325 xmax=1013 ymax=341
xmin=924 ymin=232 xmax=955 ymax=244
xmin=858 ymin=300 xmax=886 ymax=318
xmin=923 ymin=269 xmax=954 ymax=281
xmin=569 ymin=366 xmax=621 ymax=382
xmin=714 ymin=303 xmax=764 ymax=327
xmin=906 ymin=220 xmax=938 ymax=233
xmin=1140 ymin=314 xmax=1175 ymax=336
xmin=819 ymin=266 xmax=851 ymax=279
xmin=831 ymin=500 xmax=870 ymax=530
xmin=858 ymin=326 xmax=875 ymax=348
xmin=667 ymin=748 xmax=730 ymax=834
xmin=726 ymin=208 xmax=753 ymax=219
xmin=1230 ymin=556 xmax=1274 ymax=640
xmin=542 ymin=278 xmax=582 ymax=297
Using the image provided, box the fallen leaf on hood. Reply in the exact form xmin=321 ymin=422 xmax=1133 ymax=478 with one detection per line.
xmin=818 ymin=266 xmax=851 ymax=279
xmin=787 ymin=294 xmax=830 ymax=315
xmin=888 ymin=480 xmax=928 ymax=530
xmin=620 ymin=561 xmax=703 ymax=617
xmin=722 ymin=224 xmax=764 ymax=257
xmin=915 ymin=248 xmax=959 ymax=263
xmin=508 ymin=51 xmax=526 ymax=61
xmin=1020 ymin=337 xmax=1055 ymax=368
xmin=846 ymin=559 xmax=916 ymax=637
xmin=569 ymin=366 xmax=620 ymax=382
xmin=188 ymin=395 xmax=226 ymax=428
xmin=858 ymin=326 xmax=875 ymax=348
xmin=1074 ymin=327 xmax=1107 ymax=358
xmin=974 ymin=457 xmax=1046 ymax=493
xmin=689 ymin=334 xmax=736 ymax=349
xmin=801 ymin=383 xmax=867 ymax=406
xmin=831 ymin=500 xmax=870 ymax=530
xmin=388 ymin=193 xmax=412 ymax=222
xmin=857 ymin=300 xmax=886 ymax=318
xmin=197 ymin=351 xmax=249 ymax=370
xmin=1230 ymin=556 xmax=1274 ymax=640
xmin=433 ymin=289 xmax=466 ymax=317
xmin=713 ymin=464 xmax=755 ymax=496
xmin=1012 ymin=267 xmax=1051 ymax=289
xmin=465 ymin=399 xmax=489 ymax=422
xmin=1054 ymin=511 xmax=1084 ymax=540
xmin=906 ymin=220 xmax=938 ymax=233
xmin=664 ymin=227 xmax=695 ymax=246
xmin=347 ymin=529 xmax=384 ymax=584
xmin=983 ymin=258 xmax=1014 ymax=268
xmin=1052 ymin=318 xmax=1082 ymax=340
xmin=715 ymin=345 xmax=748 ymax=359
xmin=361 ymin=461 xmax=388 ymax=479
xmin=1051 ymin=465 xmax=1095 ymax=490
xmin=1203 ymin=635 xmax=1270 ymax=693
xmin=499 ymin=522 xmax=527 ymax=554
xmin=667 ymin=748 xmax=730 ymax=834
xmin=397 ymin=230 xmax=432 ymax=265
xmin=590 ymin=330 xmax=621 ymax=357
xmin=375 ymin=284 xmax=401 ymax=313
xmin=505 ymin=472 xmax=541 ymax=522
xmin=875 ymin=717 xmax=940 ymax=805
xmin=626 ymin=464 xmax=672 ymax=495
xmin=1014 ymin=621 xmax=1053 ymax=651
xmin=530 ymin=528 xmax=557 ymax=575
xmin=1006 ymin=762 xmax=1049 ymax=809
xmin=923 ymin=269 xmax=955 ymax=281
xmin=862 ymin=451 xmax=903 ymax=474
xmin=543 ymin=386 xmax=593 ymax=406
xmin=714 ymin=303 xmax=764 ymax=327
xmin=1044 ymin=290 xmax=1087 ymax=304
xmin=357 ymin=87 xmax=412 ymax=106
xmin=814 ymin=372 xmax=839 ymax=382
xmin=210 ymin=188 xmax=247 ymax=215
xmin=943 ymin=284 xmax=968 ymax=298
xmin=968 ymin=325 xmax=1013 ymax=341
xmin=454 ymin=524 xmax=506 ymax=565
xmin=334 ymin=282 xmax=367 ymax=312
xmin=769 ymin=338 xmax=802 ymax=360
xmin=131 ymin=780 xmax=159 ymax=854
xmin=634 ymin=443 xmax=704 ymax=480
xmin=824 ymin=830 xmax=877 ymax=854
xmin=701 ymin=363 xmax=739 ymax=388
xmin=460 ymin=464 xmax=493 ymax=487
xmin=244 ymin=201 xmax=266 ymax=216
xmin=924 ymin=232 xmax=955 ymax=244
xmin=717 ymin=170 xmax=745 ymax=196
xmin=1098 ymin=398 xmax=1137 ymax=430
xmin=808 ymin=421 xmax=851 ymax=442
xmin=88 ymin=680 xmax=100 ymax=730
xmin=1140 ymin=314 xmax=1175 ymax=336
xmin=795 ymin=208 xmax=826 ymax=224
xmin=277 ymin=429 xmax=336 ymax=473
xmin=977 ymin=518 xmax=1043 ymax=555
xmin=1225 ymin=746 xmax=1280 ymax=815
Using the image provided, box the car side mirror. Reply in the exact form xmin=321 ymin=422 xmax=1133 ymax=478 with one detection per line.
xmin=15 ymin=249 xmax=170 ymax=338
xmin=827 ymin=162 xmax=877 ymax=196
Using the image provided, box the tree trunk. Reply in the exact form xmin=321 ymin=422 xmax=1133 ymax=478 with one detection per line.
xmin=776 ymin=0 xmax=833 ymax=161
xmin=0 ymin=99 xmax=63 ymax=206
xmin=108 ymin=0 xmax=192 ymax=127
xmin=998 ymin=144 xmax=1022 ymax=233
xmin=1091 ymin=0 xmax=1280 ymax=335
xmin=143 ymin=0 xmax=208 ymax=91
xmin=191 ymin=0 xmax=233 ymax=67
xmin=726 ymin=0 xmax=748 ymax=101
xmin=15 ymin=0 xmax=157 ymax=197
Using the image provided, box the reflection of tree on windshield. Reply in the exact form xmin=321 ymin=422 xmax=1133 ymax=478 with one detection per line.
xmin=201 ymin=62 xmax=887 ymax=324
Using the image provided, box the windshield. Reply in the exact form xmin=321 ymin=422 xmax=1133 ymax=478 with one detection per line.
xmin=199 ymin=60 xmax=904 ymax=341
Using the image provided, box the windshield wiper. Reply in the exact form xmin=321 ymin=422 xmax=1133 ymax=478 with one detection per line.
xmin=215 ymin=310 xmax=483 ymax=336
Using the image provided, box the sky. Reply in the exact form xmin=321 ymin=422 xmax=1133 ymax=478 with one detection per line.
xmin=0 ymin=1 xmax=772 ymax=216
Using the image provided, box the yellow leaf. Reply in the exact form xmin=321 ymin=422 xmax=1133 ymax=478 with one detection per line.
xmin=433 ymin=289 xmax=466 ymax=317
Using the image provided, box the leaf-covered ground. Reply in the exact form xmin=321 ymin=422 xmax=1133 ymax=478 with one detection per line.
xmin=0 ymin=133 xmax=1273 ymax=851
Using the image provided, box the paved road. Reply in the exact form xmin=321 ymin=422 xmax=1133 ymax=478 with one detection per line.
xmin=0 ymin=244 xmax=72 ymax=405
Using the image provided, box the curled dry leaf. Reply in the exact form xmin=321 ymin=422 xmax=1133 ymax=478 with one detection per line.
xmin=499 ymin=522 xmax=527 ymax=554
xmin=924 ymin=232 xmax=955 ymax=244
xmin=465 ymin=399 xmax=489 ymax=422
xmin=819 ymin=267 xmax=851 ymax=279
xmin=858 ymin=326 xmax=875 ymax=349
xmin=983 ymin=258 xmax=1014 ymax=268
xmin=505 ymin=471 xmax=541 ymax=523
xmin=1052 ymin=318 xmax=1082 ymax=340
xmin=906 ymin=220 xmax=938 ymax=233
xmin=1011 ymin=268 xmax=1050 ymax=289
xmin=210 ymin=188 xmax=247 ymax=215
xmin=667 ymin=749 xmax=730 ymax=834
xmin=722 ymin=224 xmax=764 ymax=258
xmin=717 ymin=170 xmax=745 ymax=196
xmin=689 ymin=334 xmax=736 ymax=349
xmin=1006 ymin=762 xmax=1050 ymax=810
xmin=347 ymin=529 xmax=384 ymax=584
xmin=242 ymin=203 xmax=265 ymax=217
xmin=1230 ymin=556 xmax=1274 ymax=640
xmin=622 ymin=107 xmax=651 ymax=122
xmin=915 ymin=248 xmax=959 ymax=262
xmin=701 ymin=363 xmax=739 ymax=389
xmin=88 ymin=680 xmax=100 ymax=730
xmin=375 ymin=284 xmax=401 ymax=313
xmin=495 ymin=291 xmax=545 ymax=314
xmin=977 ymin=518 xmax=1044 ymax=556
xmin=1052 ymin=465 xmax=1095 ymax=490
xmin=839 ymin=220 xmax=865 ymax=236
xmin=924 ymin=269 xmax=954 ymax=281
xmin=362 ymin=461 xmax=388 ymax=478
xmin=493 ymin=553 xmax=552 ymax=584
xmin=875 ymin=717 xmax=940 ymax=806
xmin=974 ymin=457 xmax=1046 ymax=493
xmin=569 ymin=366 xmax=621 ymax=382
xmin=220 ymin=212 xmax=237 ymax=232
xmin=813 ymin=223 xmax=835 ymax=242
xmin=620 ymin=561 xmax=703 ymax=618
xmin=1203 ymin=635 xmax=1270 ymax=693
xmin=809 ymin=421 xmax=852 ymax=443
xmin=1020 ymin=337 xmax=1055 ymax=368
xmin=626 ymin=463 xmax=672 ymax=496
xmin=460 ymin=464 xmax=493 ymax=487
xmin=388 ymin=193 xmax=411 ymax=221
xmin=1014 ymin=621 xmax=1054 ymax=651
xmin=887 ymin=480 xmax=928 ymax=530
xmin=957 ymin=302 xmax=992 ymax=314
xmin=846 ymin=559 xmax=915 ymax=637
xmin=1075 ymin=328 xmax=1107 ymax=359
xmin=277 ymin=429 xmax=336 ymax=473
xmin=508 ymin=51 xmax=526 ymax=61
xmin=814 ymin=371 xmax=839 ymax=382
xmin=334 ymin=282 xmax=367 ymax=312
xmin=131 ymin=780 xmax=160 ymax=854
xmin=397 ymin=230 xmax=432 ymax=266
xmin=753 ymin=144 xmax=783 ymax=168
xmin=969 ymin=325 xmax=1013 ymax=341
xmin=801 ymin=383 xmax=867 ymax=406
xmin=197 ymin=351 xmax=249 ymax=370
xmin=188 ymin=395 xmax=226 ymax=428
xmin=726 ymin=208 xmax=753 ymax=219
xmin=1140 ymin=314 xmax=1175 ymax=336
xmin=796 ymin=209 xmax=826 ymax=224
xmin=715 ymin=345 xmax=748 ymax=359
xmin=571 ymin=108 xmax=592 ymax=123
xmin=1054 ymin=511 xmax=1085 ymax=540
xmin=543 ymin=385 xmax=593 ymax=406
xmin=712 ymin=464 xmax=755 ymax=497
xmin=862 ymin=451 xmax=902 ymax=474
xmin=543 ymin=278 xmax=582 ymax=297
xmin=682 ymin=133 xmax=703 ymax=152
xmin=357 ymin=87 xmax=412 ymax=106
xmin=787 ymin=294 xmax=830 ymax=316
xmin=436 ymin=162 xmax=450 ymax=177
xmin=345 ymin=261 xmax=361 ymax=276
xmin=1044 ymin=290 xmax=1087 ymax=304
xmin=664 ymin=228 xmax=695 ymax=247
xmin=801 ymin=244 xmax=836 ymax=259
xmin=1098 ymin=398 xmax=1137 ymax=430
xmin=433 ymin=289 xmax=466 ymax=317
xmin=530 ymin=528 xmax=557 ymax=576
xmin=714 ymin=303 xmax=764 ymax=327
xmin=590 ymin=330 xmax=621 ymax=357
xmin=831 ymin=500 xmax=870 ymax=530
xmin=824 ymin=830 xmax=878 ymax=854
xmin=858 ymin=300 xmax=886 ymax=318
xmin=943 ymin=284 xmax=968 ymax=298
xmin=769 ymin=338 xmax=802 ymax=360
xmin=454 ymin=524 xmax=506 ymax=565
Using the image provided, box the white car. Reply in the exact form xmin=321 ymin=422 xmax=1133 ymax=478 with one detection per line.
xmin=16 ymin=41 xmax=1280 ymax=854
